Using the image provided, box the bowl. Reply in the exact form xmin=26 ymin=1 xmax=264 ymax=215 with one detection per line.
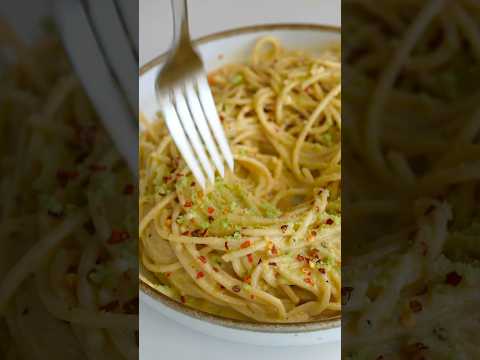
xmin=139 ymin=23 xmax=341 ymax=347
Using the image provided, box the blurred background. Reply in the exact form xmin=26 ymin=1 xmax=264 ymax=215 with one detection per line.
xmin=139 ymin=0 xmax=340 ymax=65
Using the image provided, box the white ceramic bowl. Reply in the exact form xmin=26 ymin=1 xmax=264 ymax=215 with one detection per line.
xmin=140 ymin=24 xmax=341 ymax=347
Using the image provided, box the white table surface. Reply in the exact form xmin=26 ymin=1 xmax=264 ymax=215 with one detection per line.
xmin=139 ymin=1 xmax=341 ymax=359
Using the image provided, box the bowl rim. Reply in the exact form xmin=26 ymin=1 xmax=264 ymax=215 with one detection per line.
xmin=139 ymin=23 xmax=341 ymax=333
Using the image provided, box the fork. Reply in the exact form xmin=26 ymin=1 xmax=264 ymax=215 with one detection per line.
xmin=155 ymin=0 xmax=234 ymax=188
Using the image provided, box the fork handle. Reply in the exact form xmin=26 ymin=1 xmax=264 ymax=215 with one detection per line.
xmin=170 ymin=0 xmax=190 ymax=46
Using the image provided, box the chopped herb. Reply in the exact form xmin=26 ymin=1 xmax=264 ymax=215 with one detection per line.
xmin=231 ymin=74 xmax=244 ymax=85
xmin=260 ymin=202 xmax=281 ymax=218
xmin=218 ymin=218 xmax=230 ymax=229
xmin=176 ymin=215 xmax=186 ymax=224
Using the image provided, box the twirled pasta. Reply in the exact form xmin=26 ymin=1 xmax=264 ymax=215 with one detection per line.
xmin=140 ymin=37 xmax=341 ymax=323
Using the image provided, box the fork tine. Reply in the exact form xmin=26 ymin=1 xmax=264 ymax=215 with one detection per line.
xmin=173 ymin=87 xmax=215 ymax=183
xmin=196 ymin=75 xmax=235 ymax=171
xmin=159 ymin=97 xmax=206 ymax=188
xmin=184 ymin=80 xmax=225 ymax=177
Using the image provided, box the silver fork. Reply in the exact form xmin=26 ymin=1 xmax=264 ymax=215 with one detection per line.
xmin=155 ymin=0 xmax=234 ymax=188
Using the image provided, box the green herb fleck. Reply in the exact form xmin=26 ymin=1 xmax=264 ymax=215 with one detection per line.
xmin=260 ymin=202 xmax=281 ymax=218
xmin=231 ymin=74 xmax=244 ymax=85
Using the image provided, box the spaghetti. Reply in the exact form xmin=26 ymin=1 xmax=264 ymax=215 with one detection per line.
xmin=343 ymin=0 xmax=480 ymax=358
xmin=0 ymin=21 xmax=138 ymax=359
xmin=140 ymin=37 xmax=341 ymax=323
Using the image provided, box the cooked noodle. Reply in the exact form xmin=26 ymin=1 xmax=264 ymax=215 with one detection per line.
xmin=140 ymin=37 xmax=341 ymax=323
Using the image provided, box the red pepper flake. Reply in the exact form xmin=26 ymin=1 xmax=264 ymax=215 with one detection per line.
xmin=224 ymin=241 xmax=229 ymax=250
xmin=123 ymin=272 xmax=131 ymax=281
xmin=163 ymin=175 xmax=172 ymax=183
xmin=271 ymin=245 xmax=278 ymax=255
xmin=325 ymin=218 xmax=334 ymax=225
xmin=108 ymin=229 xmax=129 ymax=244
xmin=48 ymin=208 xmax=64 ymax=218
xmin=296 ymin=255 xmax=305 ymax=262
xmin=420 ymin=241 xmax=428 ymax=256
xmin=180 ymin=296 xmax=186 ymax=304
xmin=120 ymin=298 xmax=137 ymax=314
xmin=319 ymin=268 xmax=326 ymax=274
xmin=191 ymin=229 xmax=204 ymax=237
xmin=424 ymin=205 xmax=435 ymax=215
xmin=409 ymin=300 xmax=423 ymax=313
xmin=405 ymin=342 xmax=429 ymax=354
xmin=208 ymin=74 xmax=216 ymax=85
xmin=196 ymin=271 xmax=205 ymax=279
xmin=199 ymin=256 xmax=207 ymax=264
xmin=83 ymin=220 xmax=96 ymax=235
xmin=309 ymin=248 xmax=320 ymax=258
xmin=184 ymin=200 xmax=193 ymax=208
xmin=247 ymin=254 xmax=253 ymax=263
xmin=181 ymin=231 xmax=190 ymax=236
xmin=123 ymin=184 xmax=134 ymax=195
xmin=280 ymin=224 xmax=288 ymax=233
xmin=304 ymin=278 xmax=313 ymax=285
xmin=408 ymin=229 xmax=418 ymax=241
xmin=240 ymin=240 xmax=251 ymax=249
xmin=176 ymin=173 xmax=184 ymax=179
xmin=341 ymin=286 xmax=354 ymax=305
xmin=244 ymin=275 xmax=251 ymax=284
xmin=445 ymin=271 xmax=462 ymax=286
xmin=232 ymin=285 xmax=241 ymax=293
xmin=99 ymin=300 xmax=119 ymax=312
xmin=89 ymin=163 xmax=107 ymax=172
xmin=56 ymin=170 xmax=79 ymax=187
xmin=165 ymin=272 xmax=172 ymax=278
xmin=207 ymin=207 xmax=215 ymax=215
